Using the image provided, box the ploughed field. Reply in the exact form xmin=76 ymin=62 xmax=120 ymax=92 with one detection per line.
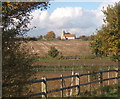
xmin=22 ymin=40 xmax=92 ymax=57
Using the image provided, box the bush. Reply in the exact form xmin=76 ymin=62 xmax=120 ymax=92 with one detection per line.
xmin=48 ymin=46 xmax=59 ymax=58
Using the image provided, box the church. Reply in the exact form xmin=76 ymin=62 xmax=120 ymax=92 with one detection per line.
xmin=61 ymin=30 xmax=75 ymax=40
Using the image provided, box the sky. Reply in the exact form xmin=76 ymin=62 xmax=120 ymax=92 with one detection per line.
xmin=27 ymin=0 xmax=119 ymax=37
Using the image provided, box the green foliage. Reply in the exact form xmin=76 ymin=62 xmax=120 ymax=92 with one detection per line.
xmin=48 ymin=46 xmax=59 ymax=58
xmin=90 ymin=3 xmax=120 ymax=61
xmin=100 ymin=85 xmax=118 ymax=97
xmin=26 ymin=36 xmax=31 ymax=41
xmin=45 ymin=31 xmax=56 ymax=40
xmin=3 ymin=45 xmax=34 ymax=97
xmin=77 ymin=35 xmax=95 ymax=41
xmin=56 ymin=36 xmax=61 ymax=40
xmin=2 ymin=2 xmax=49 ymax=97
xmin=78 ymin=35 xmax=88 ymax=41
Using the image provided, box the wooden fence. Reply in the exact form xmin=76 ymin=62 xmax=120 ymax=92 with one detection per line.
xmin=29 ymin=69 xmax=119 ymax=98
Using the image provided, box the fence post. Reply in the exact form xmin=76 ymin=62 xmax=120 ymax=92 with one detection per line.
xmin=75 ymin=73 xmax=80 ymax=95
xmin=70 ymin=71 xmax=74 ymax=96
xmin=41 ymin=77 xmax=47 ymax=98
xmin=108 ymin=67 xmax=110 ymax=85
xmin=87 ymin=71 xmax=91 ymax=93
xmin=61 ymin=74 xmax=64 ymax=97
xmin=99 ymin=72 xmax=103 ymax=95
xmin=115 ymin=68 xmax=118 ymax=84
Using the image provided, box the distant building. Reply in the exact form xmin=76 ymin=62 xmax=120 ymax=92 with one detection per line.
xmin=61 ymin=30 xmax=75 ymax=40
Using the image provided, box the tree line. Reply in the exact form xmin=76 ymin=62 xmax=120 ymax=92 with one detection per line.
xmin=15 ymin=31 xmax=95 ymax=41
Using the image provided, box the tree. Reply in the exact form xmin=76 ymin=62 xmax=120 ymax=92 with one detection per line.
xmin=48 ymin=46 xmax=59 ymax=58
xmin=38 ymin=35 xmax=43 ymax=40
xmin=26 ymin=36 xmax=31 ymax=41
xmin=89 ymin=35 xmax=95 ymax=41
xmin=45 ymin=31 xmax=56 ymax=40
xmin=57 ymin=36 xmax=61 ymax=40
xmin=2 ymin=2 xmax=49 ymax=97
xmin=90 ymin=3 xmax=120 ymax=61
xmin=78 ymin=35 xmax=89 ymax=41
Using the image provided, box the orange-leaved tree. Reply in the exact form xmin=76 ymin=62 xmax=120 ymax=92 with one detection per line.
xmin=45 ymin=31 xmax=56 ymax=40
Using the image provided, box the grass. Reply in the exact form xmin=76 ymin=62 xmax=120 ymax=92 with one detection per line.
xmin=32 ymin=57 xmax=117 ymax=72
xmin=76 ymin=84 xmax=119 ymax=97
xmin=29 ymin=84 xmax=119 ymax=98
xmin=32 ymin=65 xmax=117 ymax=72
xmin=33 ymin=57 xmax=112 ymax=62
xmin=99 ymin=84 xmax=119 ymax=97
xmin=32 ymin=56 xmax=118 ymax=70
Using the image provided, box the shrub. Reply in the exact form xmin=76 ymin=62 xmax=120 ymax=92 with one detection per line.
xmin=48 ymin=46 xmax=59 ymax=58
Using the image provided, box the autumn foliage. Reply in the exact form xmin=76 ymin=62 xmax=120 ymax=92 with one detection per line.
xmin=91 ymin=3 xmax=120 ymax=61
xmin=2 ymin=2 xmax=49 ymax=97
xmin=45 ymin=31 xmax=56 ymax=40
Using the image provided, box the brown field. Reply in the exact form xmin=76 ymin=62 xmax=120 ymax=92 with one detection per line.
xmin=21 ymin=40 xmax=118 ymax=97
xmin=22 ymin=40 xmax=118 ymax=67
xmin=22 ymin=40 xmax=92 ymax=57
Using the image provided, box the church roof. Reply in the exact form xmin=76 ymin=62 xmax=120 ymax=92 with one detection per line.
xmin=64 ymin=34 xmax=75 ymax=37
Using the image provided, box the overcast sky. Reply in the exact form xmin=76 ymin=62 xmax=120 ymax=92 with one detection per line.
xmin=27 ymin=0 xmax=119 ymax=37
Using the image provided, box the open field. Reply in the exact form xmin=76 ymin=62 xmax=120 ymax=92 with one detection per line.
xmin=21 ymin=40 xmax=118 ymax=67
xmin=21 ymin=40 xmax=118 ymax=97
xmin=22 ymin=40 xmax=92 ymax=57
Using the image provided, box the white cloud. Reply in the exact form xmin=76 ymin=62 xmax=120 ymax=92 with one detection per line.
xmin=98 ymin=0 xmax=119 ymax=10
xmin=28 ymin=1 xmax=118 ymax=37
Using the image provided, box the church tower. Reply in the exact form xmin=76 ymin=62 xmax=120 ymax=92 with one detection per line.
xmin=61 ymin=30 xmax=65 ymax=39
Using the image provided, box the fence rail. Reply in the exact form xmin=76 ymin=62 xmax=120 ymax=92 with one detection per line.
xmin=3 ymin=69 xmax=119 ymax=97
xmin=29 ymin=69 xmax=119 ymax=97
